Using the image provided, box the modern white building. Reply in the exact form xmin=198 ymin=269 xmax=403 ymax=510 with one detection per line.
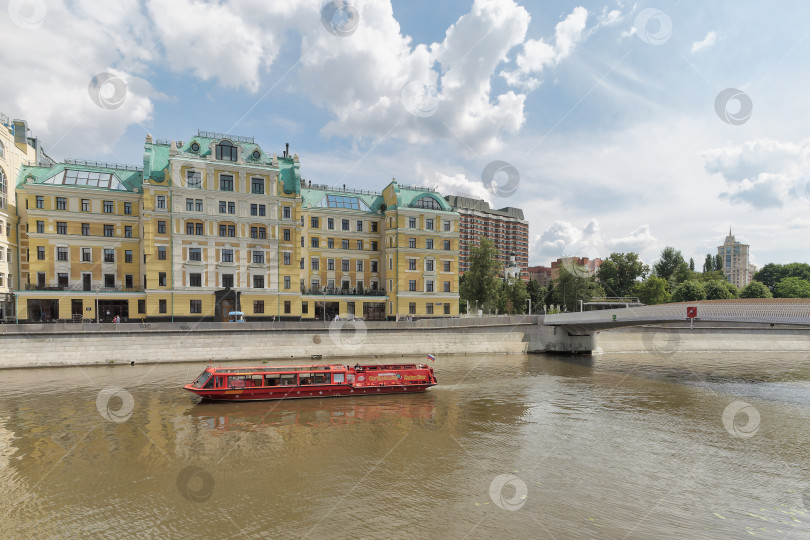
xmin=718 ymin=230 xmax=755 ymax=289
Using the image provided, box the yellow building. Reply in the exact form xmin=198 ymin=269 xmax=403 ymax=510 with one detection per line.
xmin=1 ymin=116 xmax=53 ymax=321
xmin=16 ymin=160 xmax=144 ymax=322
xmin=10 ymin=129 xmax=459 ymax=321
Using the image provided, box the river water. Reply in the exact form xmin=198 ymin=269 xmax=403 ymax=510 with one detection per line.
xmin=1 ymin=352 xmax=810 ymax=539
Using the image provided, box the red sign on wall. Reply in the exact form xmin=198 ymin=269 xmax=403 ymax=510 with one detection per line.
xmin=686 ymin=306 xmax=698 ymax=319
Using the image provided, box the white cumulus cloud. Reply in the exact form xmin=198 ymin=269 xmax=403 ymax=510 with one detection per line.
xmin=691 ymin=31 xmax=717 ymax=53
xmin=703 ymin=138 xmax=810 ymax=209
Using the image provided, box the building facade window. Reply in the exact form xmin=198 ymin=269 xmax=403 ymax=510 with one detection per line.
xmin=124 ymin=202 xmax=132 ymax=215
xmin=216 ymin=141 xmax=237 ymax=161
xmin=158 ymin=246 xmax=167 ymax=260
xmin=253 ymin=251 xmax=265 ymax=264
xmin=189 ymin=248 xmax=202 ymax=261
xmin=104 ymin=224 xmax=114 ymax=237
xmin=251 ymin=177 xmax=264 ymax=194
xmin=36 ymin=196 xmax=44 ymax=209
xmin=253 ymin=275 xmax=264 ymax=288
xmin=81 ymin=199 xmax=90 ymax=212
xmin=159 ymin=272 xmax=166 ymax=286
xmin=221 ymin=249 xmax=234 ymax=262
xmin=104 ymin=249 xmax=115 ymax=263
xmin=220 ymin=175 xmax=234 ymax=191
xmin=409 ymin=259 xmax=416 ymax=270
xmin=187 ymin=171 xmax=201 ymax=189
xmin=409 ymin=280 xmax=416 ymax=291
xmin=104 ymin=200 xmax=114 ymax=213
xmin=190 ymin=300 xmax=202 ymax=313
xmin=156 ymin=196 xmax=166 ymax=209
xmin=125 ymin=226 xmax=132 ymax=238
xmin=125 ymin=250 xmax=133 ymax=263
xmin=57 ymin=247 xmax=68 ymax=261
xmin=82 ymin=248 xmax=92 ymax=262
xmin=409 ymin=238 xmax=416 ymax=248
xmin=222 ymin=274 xmax=234 ymax=288
xmin=157 ymin=220 xmax=166 ymax=234
xmin=254 ymin=300 xmax=265 ymax=313
xmin=283 ymin=252 xmax=291 ymax=265
xmin=56 ymin=197 xmax=67 ymax=210
xmin=36 ymin=220 xmax=44 ymax=233
xmin=189 ymin=273 xmax=202 ymax=287
xmin=159 ymin=299 xmax=167 ymax=313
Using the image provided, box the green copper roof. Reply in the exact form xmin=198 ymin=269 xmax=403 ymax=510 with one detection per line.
xmin=300 ymin=186 xmax=383 ymax=213
xmin=385 ymin=182 xmax=452 ymax=211
xmin=279 ymin=157 xmax=301 ymax=195
xmin=18 ymin=162 xmax=143 ymax=193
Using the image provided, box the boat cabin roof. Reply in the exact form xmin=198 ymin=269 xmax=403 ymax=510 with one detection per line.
xmin=207 ymin=364 xmax=347 ymax=374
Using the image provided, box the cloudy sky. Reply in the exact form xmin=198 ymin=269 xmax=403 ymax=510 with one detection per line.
xmin=3 ymin=0 xmax=810 ymax=267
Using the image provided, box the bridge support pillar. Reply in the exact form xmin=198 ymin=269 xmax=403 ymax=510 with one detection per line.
xmin=525 ymin=320 xmax=596 ymax=354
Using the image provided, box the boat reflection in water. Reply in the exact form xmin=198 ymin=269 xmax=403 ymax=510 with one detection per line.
xmin=186 ymin=395 xmax=437 ymax=432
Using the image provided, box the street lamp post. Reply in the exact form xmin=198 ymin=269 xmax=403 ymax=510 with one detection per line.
xmin=578 ymin=299 xmax=583 ymax=312
xmin=527 ymin=298 xmax=531 ymax=315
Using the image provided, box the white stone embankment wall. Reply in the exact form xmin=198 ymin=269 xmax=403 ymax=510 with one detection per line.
xmin=0 ymin=316 xmax=538 ymax=368
xmin=595 ymin=325 xmax=810 ymax=353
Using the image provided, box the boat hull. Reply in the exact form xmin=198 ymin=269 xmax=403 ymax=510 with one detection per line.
xmin=184 ymin=383 xmax=435 ymax=401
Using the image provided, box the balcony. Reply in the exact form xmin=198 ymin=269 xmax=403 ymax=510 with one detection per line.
xmin=24 ymin=284 xmax=144 ymax=293
xmin=301 ymin=287 xmax=386 ymax=297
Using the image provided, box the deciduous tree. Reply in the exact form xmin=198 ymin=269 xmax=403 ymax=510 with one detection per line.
xmin=596 ymin=252 xmax=649 ymax=297
xmin=671 ymin=280 xmax=707 ymax=302
xmin=460 ymin=238 xmax=502 ymax=312
xmin=740 ymin=280 xmax=772 ymax=299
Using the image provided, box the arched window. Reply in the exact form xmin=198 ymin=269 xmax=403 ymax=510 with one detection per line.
xmin=412 ymin=195 xmax=442 ymax=210
xmin=216 ymin=140 xmax=237 ymax=161
xmin=0 ymin=140 xmax=5 ymax=160
xmin=0 ymin=169 xmax=6 ymax=210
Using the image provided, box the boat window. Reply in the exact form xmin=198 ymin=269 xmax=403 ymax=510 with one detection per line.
xmin=333 ymin=373 xmax=345 ymax=384
xmin=313 ymin=373 xmax=331 ymax=384
xmin=192 ymin=371 xmax=213 ymax=389
xmin=280 ymin=374 xmax=297 ymax=385
xmin=300 ymin=373 xmax=313 ymax=385
xmin=265 ymin=374 xmax=280 ymax=386
xmin=228 ymin=376 xmax=247 ymax=388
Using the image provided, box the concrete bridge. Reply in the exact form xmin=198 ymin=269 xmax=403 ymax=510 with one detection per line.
xmin=543 ymin=299 xmax=810 ymax=335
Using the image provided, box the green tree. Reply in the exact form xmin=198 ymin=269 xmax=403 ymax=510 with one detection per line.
xmin=551 ymin=265 xmax=605 ymax=311
xmin=703 ymin=254 xmax=715 ymax=273
xmin=502 ymin=275 xmax=529 ymax=314
xmin=631 ymin=276 xmax=671 ymax=305
xmin=774 ymin=277 xmax=810 ymax=298
xmin=783 ymin=262 xmax=810 ymax=282
xmin=459 ymin=238 xmax=502 ymax=312
xmin=740 ymin=280 xmax=773 ymax=299
xmin=653 ymin=247 xmax=689 ymax=283
xmin=596 ymin=252 xmax=649 ymax=297
xmin=753 ymin=263 xmax=786 ymax=293
xmin=689 ymin=258 xmax=695 ymax=271
xmin=526 ymin=279 xmax=543 ymax=313
xmin=671 ymin=280 xmax=707 ymax=302
xmin=704 ymin=280 xmax=739 ymax=300
xmin=714 ymin=254 xmax=724 ymax=272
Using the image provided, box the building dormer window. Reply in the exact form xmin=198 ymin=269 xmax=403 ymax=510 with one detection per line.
xmin=190 ymin=141 xmax=200 ymax=152
xmin=413 ymin=196 xmax=442 ymax=210
xmin=216 ymin=141 xmax=237 ymax=161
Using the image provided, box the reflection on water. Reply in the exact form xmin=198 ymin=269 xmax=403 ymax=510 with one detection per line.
xmin=0 ymin=352 xmax=809 ymax=538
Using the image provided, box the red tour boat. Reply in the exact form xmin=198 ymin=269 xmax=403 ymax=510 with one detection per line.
xmin=183 ymin=363 xmax=437 ymax=401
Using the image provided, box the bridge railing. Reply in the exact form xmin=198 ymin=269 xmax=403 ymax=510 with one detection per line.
xmin=544 ymin=301 xmax=810 ymax=327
